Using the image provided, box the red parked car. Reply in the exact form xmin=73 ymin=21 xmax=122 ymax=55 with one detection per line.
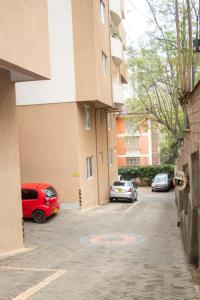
xmin=21 ymin=183 xmax=60 ymax=223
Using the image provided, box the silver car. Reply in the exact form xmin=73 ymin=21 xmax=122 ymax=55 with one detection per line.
xmin=151 ymin=173 xmax=173 ymax=192
xmin=109 ymin=181 xmax=138 ymax=203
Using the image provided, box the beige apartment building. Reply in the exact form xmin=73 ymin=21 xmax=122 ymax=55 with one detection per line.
xmin=0 ymin=1 xmax=50 ymax=254
xmin=16 ymin=0 xmax=127 ymax=209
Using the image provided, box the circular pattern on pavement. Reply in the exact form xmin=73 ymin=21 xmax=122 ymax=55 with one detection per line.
xmin=80 ymin=232 xmax=145 ymax=247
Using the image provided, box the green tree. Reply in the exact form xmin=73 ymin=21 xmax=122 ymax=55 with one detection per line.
xmin=126 ymin=0 xmax=200 ymax=160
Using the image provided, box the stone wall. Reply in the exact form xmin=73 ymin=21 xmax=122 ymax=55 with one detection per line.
xmin=176 ymin=82 xmax=200 ymax=265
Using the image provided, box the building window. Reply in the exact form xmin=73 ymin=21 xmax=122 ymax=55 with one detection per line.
xmin=107 ymin=113 xmax=112 ymax=130
xmin=102 ymin=52 xmax=107 ymax=76
xmin=86 ymin=156 xmax=93 ymax=179
xmin=84 ymin=105 xmax=91 ymax=129
xmin=126 ymin=157 xmax=140 ymax=166
xmin=108 ymin=149 xmax=113 ymax=165
xmin=100 ymin=0 xmax=105 ymax=24
xmin=125 ymin=120 xmax=138 ymax=134
xmin=125 ymin=137 xmax=140 ymax=150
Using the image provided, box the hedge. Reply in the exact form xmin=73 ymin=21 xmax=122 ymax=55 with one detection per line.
xmin=118 ymin=165 xmax=174 ymax=180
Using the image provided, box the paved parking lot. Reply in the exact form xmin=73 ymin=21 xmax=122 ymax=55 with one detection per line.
xmin=0 ymin=188 xmax=199 ymax=299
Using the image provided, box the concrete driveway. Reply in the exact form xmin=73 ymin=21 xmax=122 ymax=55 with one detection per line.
xmin=0 ymin=188 xmax=199 ymax=299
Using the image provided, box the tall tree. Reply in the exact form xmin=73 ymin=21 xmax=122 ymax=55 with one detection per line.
xmin=127 ymin=0 xmax=200 ymax=139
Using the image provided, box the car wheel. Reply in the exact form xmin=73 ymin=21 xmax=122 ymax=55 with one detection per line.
xmin=32 ymin=210 xmax=46 ymax=223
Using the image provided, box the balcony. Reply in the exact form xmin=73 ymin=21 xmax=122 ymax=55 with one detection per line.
xmin=109 ymin=0 xmax=121 ymax=25
xmin=111 ymin=36 xmax=123 ymax=65
xmin=121 ymin=0 xmax=125 ymax=19
xmin=120 ymin=63 xmax=128 ymax=83
xmin=119 ymin=23 xmax=126 ymax=49
xmin=0 ymin=1 xmax=49 ymax=82
xmin=113 ymin=82 xmax=124 ymax=104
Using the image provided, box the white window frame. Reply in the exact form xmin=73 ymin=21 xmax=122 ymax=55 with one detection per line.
xmin=125 ymin=137 xmax=140 ymax=150
xmin=108 ymin=149 xmax=113 ymax=165
xmin=126 ymin=157 xmax=140 ymax=166
xmin=107 ymin=113 xmax=112 ymax=130
xmin=100 ymin=0 xmax=105 ymax=24
xmin=86 ymin=156 xmax=93 ymax=179
xmin=84 ymin=104 xmax=91 ymax=129
xmin=102 ymin=52 xmax=107 ymax=76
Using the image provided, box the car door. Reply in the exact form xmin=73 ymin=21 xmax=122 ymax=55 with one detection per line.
xmin=21 ymin=189 xmax=38 ymax=217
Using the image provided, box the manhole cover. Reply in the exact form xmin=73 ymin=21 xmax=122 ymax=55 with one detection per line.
xmin=80 ymin=233 xmax=145 ymax=247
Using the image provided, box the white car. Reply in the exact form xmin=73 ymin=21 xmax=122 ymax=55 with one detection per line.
xmin=109 ymin=181 xmax=138 ymax=203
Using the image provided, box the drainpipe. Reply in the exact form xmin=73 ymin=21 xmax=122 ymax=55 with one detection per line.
xmin=95 ymin=108 xmax=101 ymax=205
xmin=106 ymin=112 xmax=111 ymax=187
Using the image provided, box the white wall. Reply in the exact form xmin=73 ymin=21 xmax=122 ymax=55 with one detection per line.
xmin=16 ymin=0 xmax=76 ymax=105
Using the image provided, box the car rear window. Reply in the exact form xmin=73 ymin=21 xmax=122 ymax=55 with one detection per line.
xmin=22 ymin=189 xmax=38 ymax=200
xmin=154 ymin=175 xmax=168 ymax=182
xmin=45 ymin=186 xmax=57 ymax=198
xmin=113 ymin=181 xmax=131 ymax=187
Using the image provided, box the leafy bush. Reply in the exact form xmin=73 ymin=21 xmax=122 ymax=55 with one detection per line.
xmin=118 ymin=165 xmax=174 ymax=180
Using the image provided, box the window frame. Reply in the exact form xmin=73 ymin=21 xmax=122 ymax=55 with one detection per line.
xmin=126 ymin=157 xmax=140 ymax=166
xmin=84 ymin=104 xmax=92 ymax=130
xmin=86 ymin=156 xmax=93 ymax=179
xmin=125 ymin=137 xmax=140 ymax=150
xmin=100 ymin=0 xmax=106 ymax=24
xmin=102 ymin=51 xmax=108 ymax=76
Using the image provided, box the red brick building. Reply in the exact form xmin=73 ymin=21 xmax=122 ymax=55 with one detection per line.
xmin=116 ymin=115 xmax=160 ymax=166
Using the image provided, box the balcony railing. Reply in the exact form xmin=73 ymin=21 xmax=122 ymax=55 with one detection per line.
xmin=113 ymin=82 xmax=124 ymax=104
xmin=120 ymin=62 xmax=128 ymax=84
xmin=119 ymin=23 xmax=126 ymax=49
xmin=111 ymin=36 xmax=123 ymax=65
xmin=109 ymin=0 xmax=121 ymax=25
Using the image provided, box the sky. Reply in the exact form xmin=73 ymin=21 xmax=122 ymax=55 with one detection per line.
xmin=124 ymin=0 xmax=151 ymax=47
xmin=123 ymin=0 xmax=151 ymax=98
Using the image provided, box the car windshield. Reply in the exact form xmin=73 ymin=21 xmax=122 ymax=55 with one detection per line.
xmin=113 ymin=181 xmax=131 ymax=187
xmin=154 ymin=175 xmax=168 ymax=183
xmin=45 ymin=186 xmax=57 ymax=198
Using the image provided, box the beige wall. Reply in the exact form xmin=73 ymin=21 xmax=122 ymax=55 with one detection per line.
xmin=77 ymin=103 xmax=99 ymax=208
xmin=71 ymin=0 xmax=113 ymax=106
xmin=17 ymin=102 xmax=113 ymax=209
xmin=0 ymin=0 xmax=49 ymax=79
xmin=0 ymin=69 xmax=23 ymax=254
xmin=17 ymin=103 xmax=80 ymax=203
